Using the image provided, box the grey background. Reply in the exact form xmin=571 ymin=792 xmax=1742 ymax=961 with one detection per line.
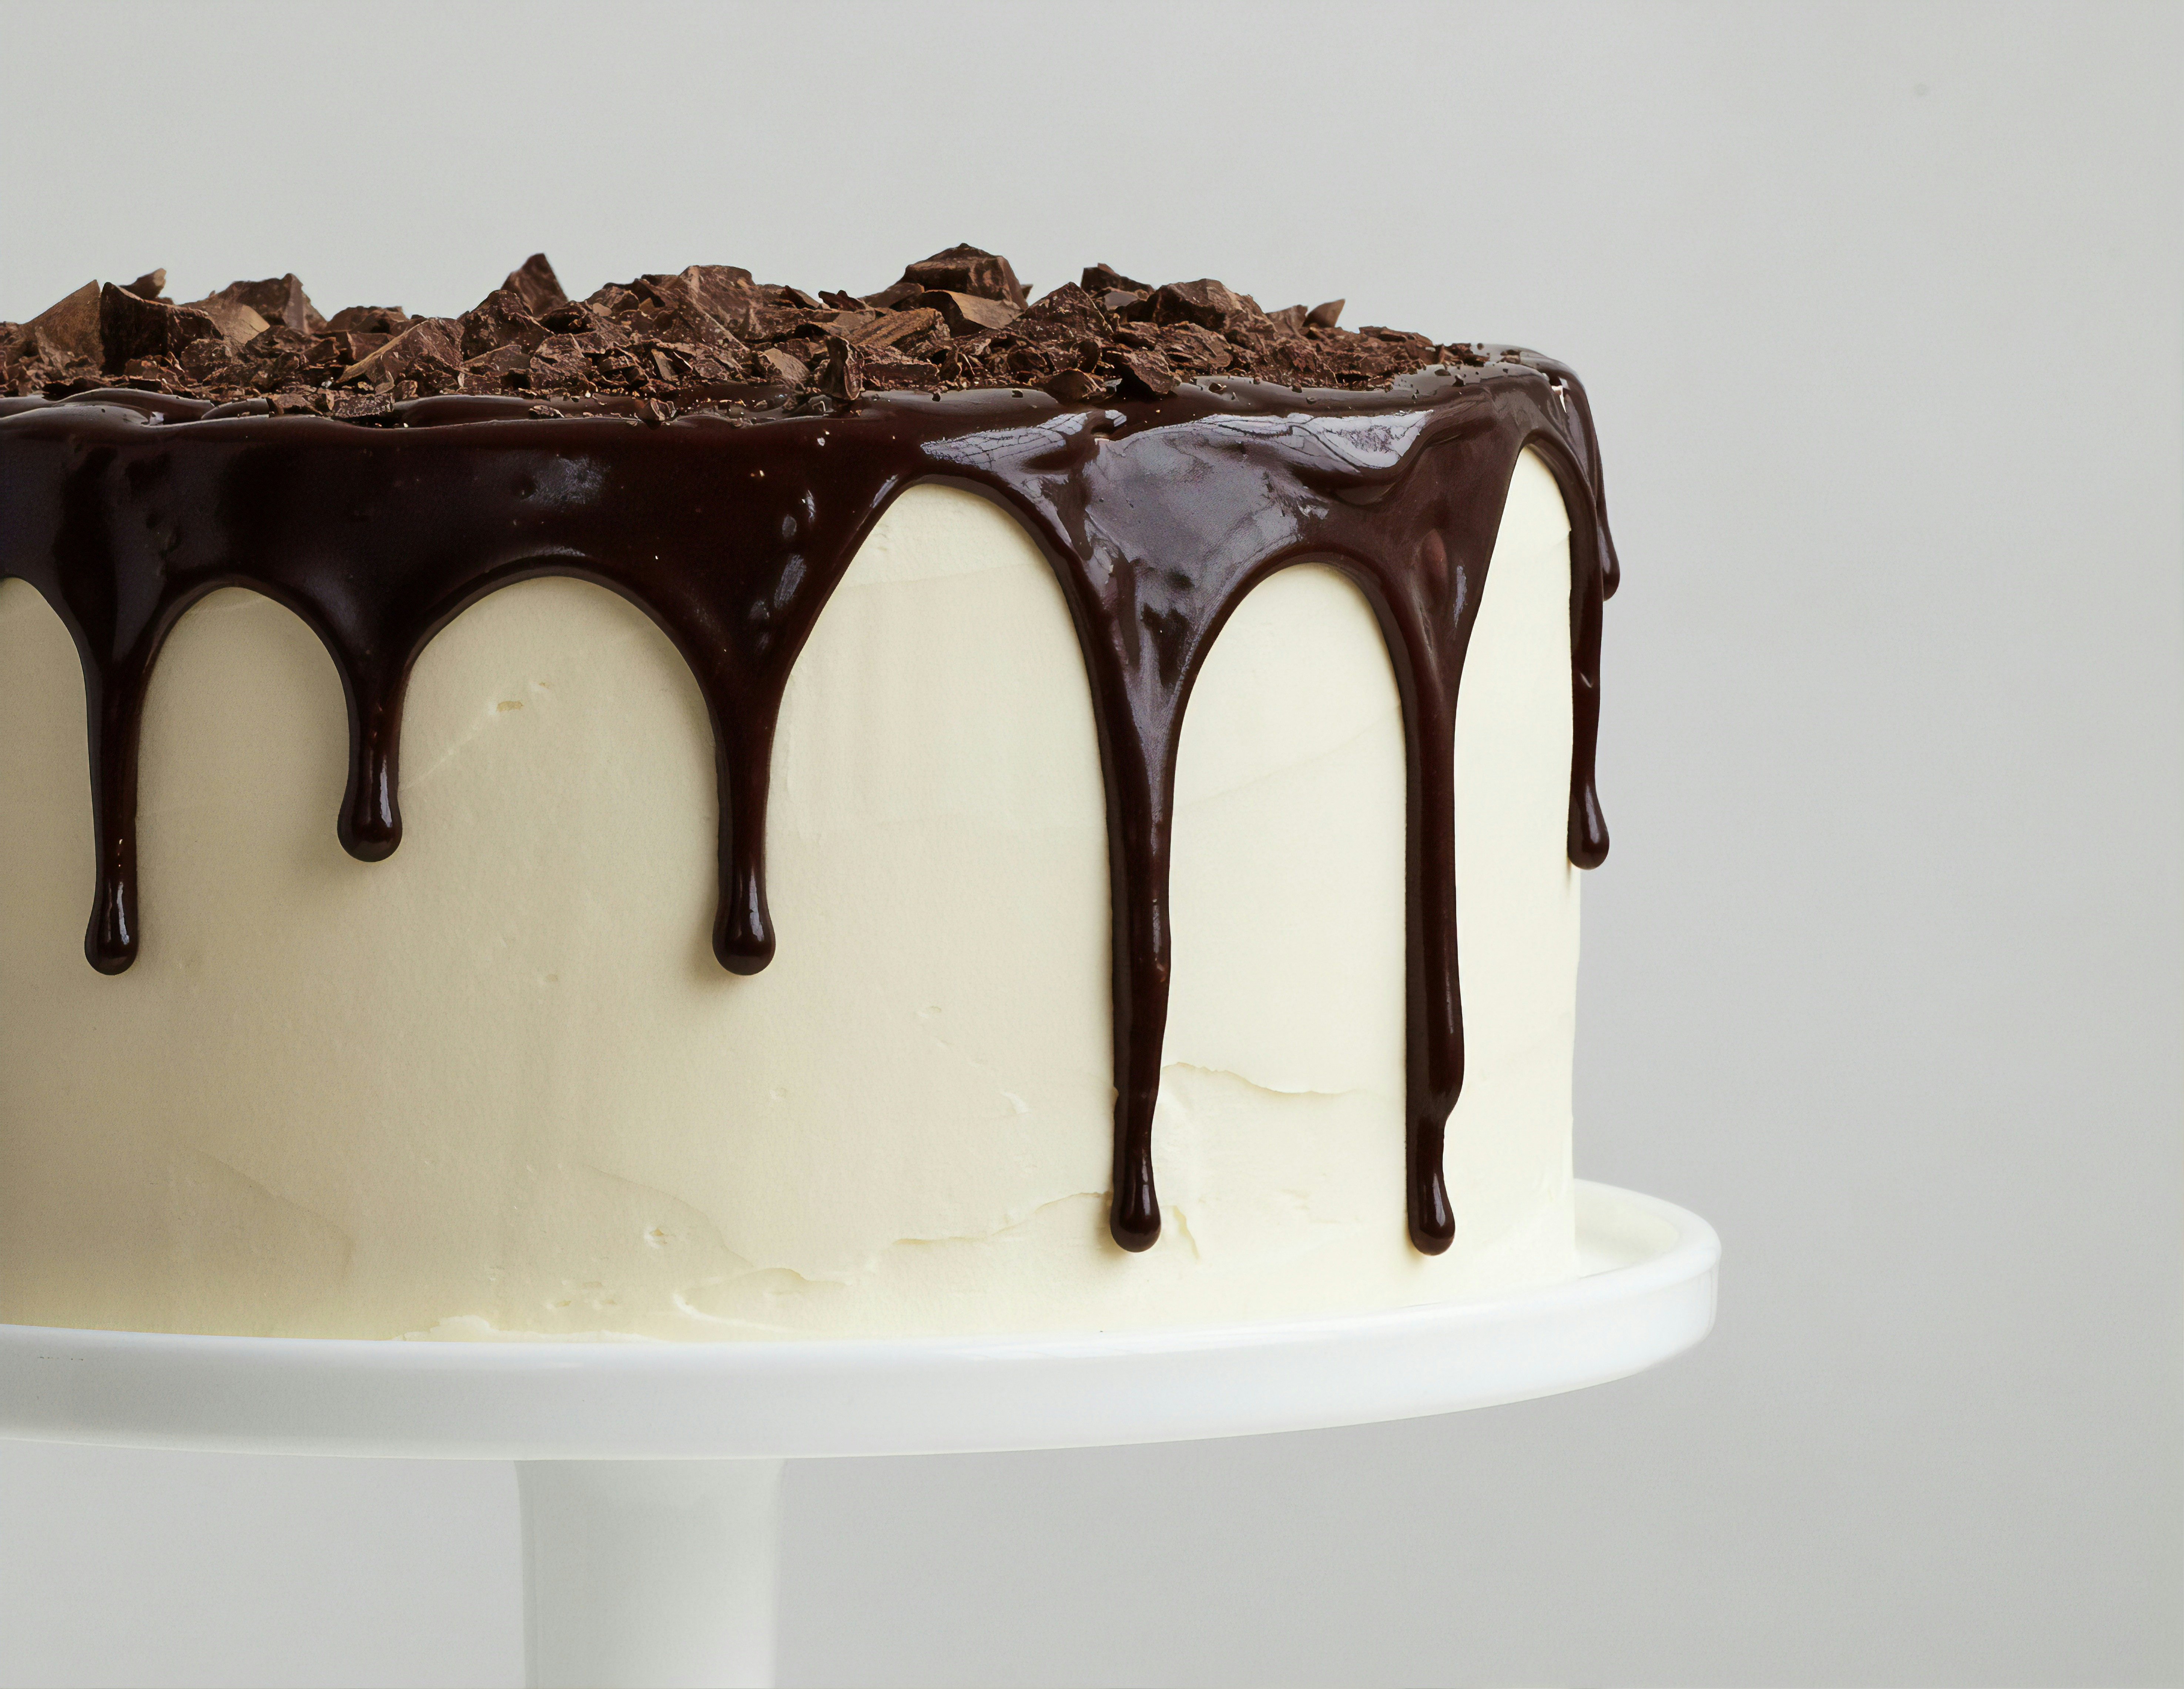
xmin=2 ymin=1 xmax=2178 ymax=1683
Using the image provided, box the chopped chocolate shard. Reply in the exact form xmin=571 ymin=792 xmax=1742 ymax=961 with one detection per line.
xmin=525 ymin=335 xmax=594 ymax=391
xmin=622 ymin=280 xmax=747 ymax=353
xmin=898 ymin=245 xmax=1028 ymax=310
xmin=1268 ymin=336 xmax=1332 ymax=383
xmin=810 ymin=309 xmax=880 ymax=341
xmin=816 ymin=336 xmax=863 ymax=401
xmin=321 ymin=329 xmax=390 ymax=367
xmin=325 ymin=390 xmax=393 ymax=420
xmin=538 ymin=300 xmax=601 ymax=335
xmin=10 ymin=249 xmax=1471 ymax=406
xmin=649 ymin=342 xmax=742 ymax=387
xmin=911 ymin=289 xmax=1017 ymax=335
xmin=503 ymin=253 xmax=567 ymax=315
xmin=673 ymin=265 xmax=761 ymax=333
xmin=124 ymin=269 xmax=166 ymax=300
xmin=1011 ymin=283 xmax=1111 ymax=349
xmin=463 ymin=343 xmax=533 ymax=387
xmin=1043 ymin=367 xmax=1105 ymax=402
xmin=753 ymin=347 xmax=807 ymax=386
xmin=1105 ymin=347 xmax=1178 ymax=398
xmin=120 ymin=357 xmax=186 ymax=387
xmin=845 ymin=306 xmax=939 ymax=350
xmin=243 ymin=325 xmax=322 ymax=387
xmin=340 ymin=319 xmax=464 ymax=393
xmin=935 ymin=345 xmax=986 ymax=386
xmin=1156 ymin=322 xmax=1233 ymax=372
xmin=460 ymin=289 xmax=549 ymax=359
xmin=1082 ymin=263 xmax=1150 ymax=294
xmin=217 ymin=275 xmax=321 ymax=333
xmin=857 ymin=352 xmax=945 ymax=391
xmin=1150 ymin=279 xmax=1254 ymax=332
xmin=327 ymin=305 xmax=411 ymax=334
xmin=98 ymin=285 xmax=222 ymax=372
xmin=24 ymin=281 xmax=104 ymax=366
xmin=185 ymin=294 xmax=271 ymax=345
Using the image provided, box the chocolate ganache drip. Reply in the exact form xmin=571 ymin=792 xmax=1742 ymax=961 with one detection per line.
xmin=0 ymin=269 xmax=1615 ymax=1256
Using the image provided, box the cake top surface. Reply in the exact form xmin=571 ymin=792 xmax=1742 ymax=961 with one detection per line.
xmin=0 ymin=246 xmax=1514 ymax=420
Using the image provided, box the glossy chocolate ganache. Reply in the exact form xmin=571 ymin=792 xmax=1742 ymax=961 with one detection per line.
xmin=0 ymin=246 xmax=1617 ymax=1256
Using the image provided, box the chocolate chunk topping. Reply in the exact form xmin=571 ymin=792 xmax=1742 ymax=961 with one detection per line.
xmin=1150 ymin=278 xmax=1252 ymax=332
xmin=185 ymin=294 xmax=271 ymax=345
xmin=98 ymin=284 xmax=221 ymax=372
xmin=216 ymin=275 xmax=324 ymax=333
xmin=340 ymin=319 xmax=464 ymax=393
xmin=816 ymin=335 xmax=864 ymax=402
xmin=327 ymin=305 xmax=412 ymax=334
xmin=1082 ymin=262 xmax=1150 ymax=293
xmin=896 ymin=244 xmax=1028 ymax=309
xmin=22 ymin=282 xmax=104 ymax=367
xmin=502 ymin=253 xmax=567 ymax=316
xmin=1106 ymin=346 xmax=1178 ymax=399
xmin=1043 ymin=367 xmax=1104 ymax=402
xmin=4 ymin=249 xmax=1477 ymax=408
xmin=912 ymin=289 xmax=1017 ymax=336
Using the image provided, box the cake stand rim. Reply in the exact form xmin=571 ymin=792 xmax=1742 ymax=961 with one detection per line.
xmin=0 ymin=1179 xmax=1717 ymax=1460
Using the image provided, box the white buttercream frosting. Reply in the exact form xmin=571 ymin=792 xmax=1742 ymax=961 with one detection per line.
xmin=0 ymin=450 xmax=1580 ymax=1339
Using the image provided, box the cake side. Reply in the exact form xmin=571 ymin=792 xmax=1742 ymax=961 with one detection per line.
xmin=0 ymin=456 xmax=1577 ymax=1339
xmin=0 ymin=249 xmax=1619 ymax=1339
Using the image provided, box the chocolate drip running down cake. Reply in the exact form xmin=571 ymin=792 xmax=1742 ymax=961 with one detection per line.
xmin=0 ymin=248 xmax=1616 ymax=1339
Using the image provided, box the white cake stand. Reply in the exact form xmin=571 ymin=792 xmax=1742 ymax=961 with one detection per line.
xmin=0 ymin=1181 xmax=1715 ymax=1688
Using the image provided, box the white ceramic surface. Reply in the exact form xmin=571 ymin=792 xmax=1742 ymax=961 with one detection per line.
xmin=0 ymin=1182 xmax=1715 ymax=1461
xmin=519 ymin=1458 xmax=784 ymax=1689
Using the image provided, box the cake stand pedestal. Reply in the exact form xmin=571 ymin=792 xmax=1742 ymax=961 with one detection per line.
xmin=0 ymin=1181 xmax=1715 ymax=1688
